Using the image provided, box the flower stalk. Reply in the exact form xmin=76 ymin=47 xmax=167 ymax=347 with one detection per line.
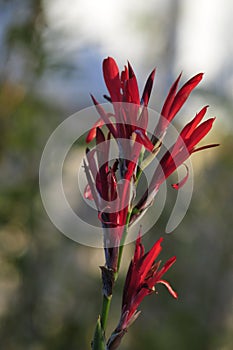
xmin=100 ymin=294 xmax=112 ymax=332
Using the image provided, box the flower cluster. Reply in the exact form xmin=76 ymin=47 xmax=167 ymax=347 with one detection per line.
xmin=85 ymin=57 xmax=218 ymax=349
xmin=84 ymin=57 xmax=217 ymax=268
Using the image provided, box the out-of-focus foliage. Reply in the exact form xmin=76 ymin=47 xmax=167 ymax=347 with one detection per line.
xmin=0 ymin=1 xmax=232 ymax=350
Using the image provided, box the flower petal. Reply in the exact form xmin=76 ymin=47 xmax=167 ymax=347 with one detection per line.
xmin=121 ymin=65 xmax=129 ymax=87
xmin=168 ymin=73 xmax=203 ymax=121
xmin=126 ymin=61 xmax=140 ymax=104
xmin=86 ymin=117 xmax=105 ymax=143
xmin=161 ymin=72 xmax=182 ymax=120
xmin=155 ymin=256 xmax=176 ymax=281
xmin=91 ymin=94 xmax=117 ymax=138
xmin=187 ymin=117 xmax=216 ymax=151
xmin=103 ymin=57 xmax=121 ymax=101
xmin=139 ymin=238 xmax=163 ymax=282
xmin=192 ymin=143 xmax=220 ymax=153
xmin=141 ymin=69 xmax=156 ymax=107
xmin=153 ymin=73 xmax=182 ymax=140
xmin=134 ymin=232 xmax=145 ymax=261
xmin=157 ymin=279 xmax=178 ymax=299
xmin=137 ymin=106 xmax=149 ymax=131
xmin=180 ymin=105 xmax=208 ymax=140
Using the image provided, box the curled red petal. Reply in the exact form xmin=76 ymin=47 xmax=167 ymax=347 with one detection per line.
xmin=157 ymin=279 xmax=178 ymax=299
xmin=192 ymin=143 xmax=220 ymax=153
xmin=172 ymin=164 xmax=189 ymax=190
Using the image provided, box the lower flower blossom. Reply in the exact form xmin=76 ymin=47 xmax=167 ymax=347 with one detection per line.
xmin=107 ymin=234 xmax=177 ymax=350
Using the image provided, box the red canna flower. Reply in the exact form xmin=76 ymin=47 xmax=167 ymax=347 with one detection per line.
xmin=107 ymin=234 xmax=177 ymax=350
xmin=121 ymin=235 xmax=177 ymax=328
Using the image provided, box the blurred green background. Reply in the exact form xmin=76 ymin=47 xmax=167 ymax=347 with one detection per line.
xmin=0 ymin=1 xmax=232 ymax=349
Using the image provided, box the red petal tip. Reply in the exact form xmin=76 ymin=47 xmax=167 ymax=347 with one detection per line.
xmin=127 ymin=61 xmax=135 ymax=78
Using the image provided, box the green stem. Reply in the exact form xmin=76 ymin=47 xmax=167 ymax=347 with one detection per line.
xmin=93 ymin=152 xmax=144 ymax=347
xmin=92 ymin=294 xmax=112 ymax=349
xmin=117 ymin=211 xmax=131 ymax=272
xmin=98 ymin=210 xmax=131 ymax=338
xmin=100 ymin=294 xmax=112 ymax=332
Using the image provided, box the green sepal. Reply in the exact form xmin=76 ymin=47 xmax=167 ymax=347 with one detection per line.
xmin=91 ymin=316 xmax=106 ymax=350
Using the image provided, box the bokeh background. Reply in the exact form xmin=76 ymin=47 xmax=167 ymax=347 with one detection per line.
xmin=0 ymin=0 xmax=232 ymax=349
